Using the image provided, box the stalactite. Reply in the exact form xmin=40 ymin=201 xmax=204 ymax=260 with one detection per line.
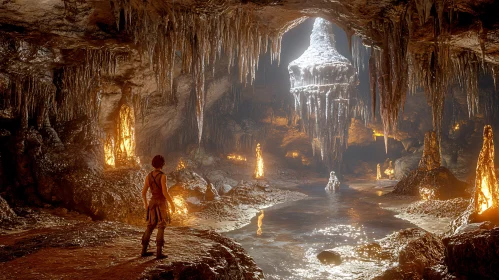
xmin=288 ymin=18 xmax=357 ymax=170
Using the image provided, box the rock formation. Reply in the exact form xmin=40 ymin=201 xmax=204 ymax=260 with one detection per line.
xmin=392 ymin=131 xmax=469 ymax=200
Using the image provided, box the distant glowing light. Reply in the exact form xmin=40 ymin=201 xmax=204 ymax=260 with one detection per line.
xmin=227 ymin=154 xmax=247 ymax=161
xmin=372 ymin=129 xmax=384 ymax=140
xmin=254 ymin=143 xmax=264 ymax=178
xmin=453 ymin=123 xmax=460 ymax=131
xmin=286 ymin=151 xmax=300 ymax=158
xmin=176 ymin=158 xmax=186 ymax=171
xmin=376 ymin=163 xmax=381 ymax=180
xmin=115 ymin=103 xmax=139 ymax=165
xmin=384 ymin=161 xmax=394 ymax=179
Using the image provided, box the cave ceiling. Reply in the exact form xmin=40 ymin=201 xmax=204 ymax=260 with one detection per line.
xmin=1 ymin=0 xmax=498 ymax=145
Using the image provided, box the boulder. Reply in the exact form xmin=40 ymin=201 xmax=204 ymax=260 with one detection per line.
xmin=317 ymin=250 xmax=342 ymax=265
xmin=372 ymin=228 xmax=445 ymax=279
xmin=443 ymin=225 xmax=499 ymax=279
xmin=0 ymin=195 xmax=16 ymax=223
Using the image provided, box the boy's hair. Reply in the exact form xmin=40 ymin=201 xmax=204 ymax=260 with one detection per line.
xmin=152 ymin=155 xmax=165 ymax=169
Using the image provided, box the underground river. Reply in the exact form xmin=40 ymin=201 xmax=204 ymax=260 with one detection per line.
xmin=224 ymin=181 xmax=416 ymax=280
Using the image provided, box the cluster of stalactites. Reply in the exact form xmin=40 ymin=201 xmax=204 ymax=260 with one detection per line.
xmin=113 ymin=1 xmax=284 ymax=144
xmin=418 ymin=130 xmax=441 ymax=171
xmin=0 ymin=48 xmax=127 ymax=128
xmin=368 ymin=19 xmax=409 ymax=154
xmin=360 ymin=0 xmax=499 ymax=154
xmin=473 ymin=125 xmax=499 ymax=214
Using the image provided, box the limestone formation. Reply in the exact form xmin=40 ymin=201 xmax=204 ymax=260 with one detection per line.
xmin=288 ymin=18 xmax=357 ymax=169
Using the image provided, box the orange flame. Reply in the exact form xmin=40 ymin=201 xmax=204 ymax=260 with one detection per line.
xmin=172 ymin=196 xmax=188 ymax=215
xmin=176 ymin=158 xmax=186 ymax=171
xmin=104 ymin=135 xmax=115 ymax=167
xmin=257 ymin=210 xmax=264 ymax=236
xmin=115 ymin=103 xmax=138 ymax=165
xmin=254 ymin=143 xmax=264 ymax=178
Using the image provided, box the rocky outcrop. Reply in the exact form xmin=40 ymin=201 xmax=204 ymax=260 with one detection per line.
xmin=369 ymin=228 xmax=445 ymax=280
xmin=392 ymin=167 xmax=469 ymax=200
xmin=0 ymin=221 xmax=264 ymax=280
xmin=0 ymin=195 xmax=16 ymax=223
xmin=392 ymin=132 xmax=469 ymax=200
xmin=441 ymin=224 xmax=499 ymax=279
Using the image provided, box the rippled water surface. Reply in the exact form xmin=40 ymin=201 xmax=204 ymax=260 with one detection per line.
xmin=224 ymin=182 xmax=415 ymax=280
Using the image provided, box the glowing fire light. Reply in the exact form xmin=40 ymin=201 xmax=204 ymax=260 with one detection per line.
xmin=384 ymin=161 xmax=394 ymax=179
xmin=453 ymin=123 xmax=460 ymax=131
xmin=376 ymin=163 xmax=381 ymax=180
xmin=372 ymin=129 xmax=384 ymax=140
xmin=474 ymin=125 xmax=498 ymax=214
xmin=176 ymin=158 xmax=186 ymax=171
xmin=285 ymin=151 xmax=300 ymax=158
xmin=254 ymin=143 xmax=264 ymax=178
xmin=104 ymin=135 xmax=115 ymax=167
xmin=256 ymin=210 xmax=264 ymax=236
xmin=227 ymin=154 xmax=247 ymax=161
xmin=172 ymin=196 xmax=188 ymax=215
xmin=115 ymin=103 xmax=138 ymax=165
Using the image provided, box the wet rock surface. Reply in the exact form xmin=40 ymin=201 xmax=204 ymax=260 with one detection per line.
xmin=441 ymin=225 xmax=499 ymax=279
xmin=0 ymin=220 xmax=264 ymax=280
xmin=369 ymin=228 xmax=445 ymax=280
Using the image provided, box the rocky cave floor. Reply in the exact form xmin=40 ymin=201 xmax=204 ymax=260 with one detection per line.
xmin=0 ymin=154 xmax=497 ymax=280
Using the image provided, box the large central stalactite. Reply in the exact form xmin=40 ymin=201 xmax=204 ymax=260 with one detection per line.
xmin=289 ymin=18 xmax=358 ymax=170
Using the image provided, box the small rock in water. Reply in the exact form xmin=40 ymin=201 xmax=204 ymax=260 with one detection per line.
xmin=317 ymin=250 xmax=342 ymax=265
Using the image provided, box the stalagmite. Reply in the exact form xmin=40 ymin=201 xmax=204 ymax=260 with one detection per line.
xmin=288 ymin=18 xmax=357 ymax=169
xmin=376 ymin=164 xmax=381 ymax=180
xmin=474 ymin=125 xmax=498 ymax=214
xmin=418 ymin=131 xmax=441 ymax=171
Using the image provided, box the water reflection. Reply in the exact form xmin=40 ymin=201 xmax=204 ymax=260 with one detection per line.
xmin=225 ymin=183 xmax=414 ymax=280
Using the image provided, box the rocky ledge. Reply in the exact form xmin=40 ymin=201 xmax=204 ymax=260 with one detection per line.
xmin=0 ymin=220 xmax=263 ymax=280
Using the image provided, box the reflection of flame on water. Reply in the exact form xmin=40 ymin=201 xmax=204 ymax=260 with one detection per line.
xmin=376 ymin=164 xmax=381 ymax=180
xmin=172 ymin=196 xmax=188 ymax=215
xmin=376 ymin=190 xmax=383 ymax=196
xmin=474 ymin=125 xmax=498 ymax=214
xmin=176 ymin=158 xmax=186 ymax=171
xmin=256 ymin=210 xmax=264 ymax=236
xmin=104 ymin=135 xmax=115 ymax=167
xmin=254 ymin=143 xmax=264 ymax=178
xmin=227 ymin=154 xmax=247 ymax=161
